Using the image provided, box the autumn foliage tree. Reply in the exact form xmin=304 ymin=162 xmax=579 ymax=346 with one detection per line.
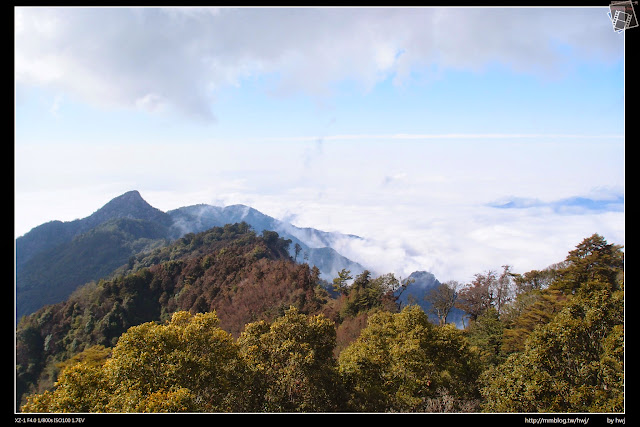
xmin=424 ymin=280 xmax=459 ymax=326
xmin=455 ymin=271 xmax=497 ymax=325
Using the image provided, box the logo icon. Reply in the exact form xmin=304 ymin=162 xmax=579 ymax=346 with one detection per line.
xmin=609 ymin=1 xmax=638 ymax=32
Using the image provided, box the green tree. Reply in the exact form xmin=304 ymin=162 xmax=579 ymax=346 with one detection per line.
xmin=339 ymin=271 xmax=406 ymax=319
xmin=294 ymin=242 xmax=302 ymax=262
xmin=261 ymin=230 xmax=292 ymax=254
xmin=22 ymin=311 xmax=248 ymax=412
xmin=332 ymin=268 xmax=352 ymax=295
xmin=500 ymin=289 xmax=567 ymax=354
xmin=481 ymin=287 xmax=624 ymax=412
xmin=338 ymin=306 xmax=482 ymax=412
xmin=512 ymin=267 xmax=558 ymax=294
xmin=552 ymin=234 xmax=624 ymax=295
xmin=237 ymin=307 xmax=344 ymax=412
xmin=465 ymin=307 xmax=505 ymax=366
xmin=16 ymin=325 xmax=45 ymax=409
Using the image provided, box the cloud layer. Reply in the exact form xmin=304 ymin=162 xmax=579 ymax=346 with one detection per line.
xmin=14 ymin=136 xmax=625 ymax=283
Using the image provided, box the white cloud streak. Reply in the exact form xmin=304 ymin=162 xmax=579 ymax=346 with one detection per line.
xmin=256 ymin=133 xmax=624 ymax=143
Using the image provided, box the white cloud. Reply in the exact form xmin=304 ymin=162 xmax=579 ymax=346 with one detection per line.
xmin=49 ymin=94 xmax=64 ymax=116
xmin=135 ymin=93 xmax=167 ymax=112
xmin=15 ymin=7 xmax=622 ymax=121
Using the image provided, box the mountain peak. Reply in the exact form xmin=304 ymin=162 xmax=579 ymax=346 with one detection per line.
xmin=87 ymin=190 xmax=171 ymax=228
xmin=97 ymin=190 xmax=149 ymax=213
xmin=119 ymin=189 xmax=143 ymax=199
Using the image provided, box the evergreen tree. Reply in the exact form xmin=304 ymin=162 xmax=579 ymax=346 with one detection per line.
xmin=552 ymin=234 xmax=624 ymax=294
xmin=332 ymin=268 xmax=352 ymax=295
xmin=465 ymin=308 xmax=505 ymax=366
xmin=481 ymin=287 xmax=624 ymax=412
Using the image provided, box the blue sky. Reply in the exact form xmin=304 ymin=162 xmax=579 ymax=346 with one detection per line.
xmin=15 ymin=7 xmax=625 ymax=282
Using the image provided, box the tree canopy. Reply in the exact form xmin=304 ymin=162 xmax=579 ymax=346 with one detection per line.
xmin=338 ymin=305 xmax=482 ymax=412
xmin=18 ymin=233 xmax=624 ymax=413
xmin=22 ymin=311 xmax=243 ymax=412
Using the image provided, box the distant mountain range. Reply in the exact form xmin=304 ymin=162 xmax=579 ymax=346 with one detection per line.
xmin=165 ymin=201 xmax=367 ymax=281
xmin=15 ymin=191 xmax=366 ymax=319
xmin=16 ymin=190 xmax=461 ymax=324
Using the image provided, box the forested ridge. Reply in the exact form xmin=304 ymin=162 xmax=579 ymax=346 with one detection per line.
xmin=16 ymin=225 xmax=624 ymax=413
xmin=15 ymin=190 xmax=366 ymax=320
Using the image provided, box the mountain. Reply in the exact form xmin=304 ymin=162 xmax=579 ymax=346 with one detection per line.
xmin=16 ymin=217 xmax=170 ymax=319
xmin=398 ymin=271 xmax=466 ymax=327
xmin=14 ymin=191 xmax=451 ymax=408
xmin=16 ymin=191 xmax=170 ymax=272
xmin=166 ymin=203 xmax=366 ymax=280
xmin=82 ymin=190 xmax=173 ymax=229
xmin=16 ymin=222 xmax=330 ymax=408
xmin=15 ymin=191 xmax=365 ymax=319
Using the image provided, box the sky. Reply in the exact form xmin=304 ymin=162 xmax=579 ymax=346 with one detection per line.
xmin=14 ymin=6 xmax=625 ymax=283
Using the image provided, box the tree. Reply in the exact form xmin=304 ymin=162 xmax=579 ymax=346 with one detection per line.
xmin=338 ymin=270 xmax=406 ymax=318
xmin=261 ymin=230 xmax=292 ymax=255
xmin=512 ymin=267 xmax=558 ymax=294
xmin=351 ymin=269 xmax=371 ymax=290
xmin=332 ymin=268 xmax=352 ymax=295
xmin=500 ymin=288 xmax=567 ymax=354
xmin=455 ymin=271 xmax=498 ymax=324
xmin=338 ymin=306 xmax=482 ymax=412
xmin=293 ymin=243 xmax=302 ymax=262
xmin=494 ymin=265 xmax=515 ymax=316
xmin=16 ymin=325 xmax=45 ymax=409
xmin=481 ymin=287 xmax=624 ymax=412
xmin=237 ymin=307 xmax=343 ymax=412
xmin=552 ymin=234 xmax=624 ymax=295
xmin=371 ymin=272 xmax=412 ymax=298
xmin=21 ymin=360 xmax=112 ymax=413
xmin=55 ymin=345 xmax=111 ymax=374
xmin=424 ymin=280 xmax=459 ymax=326
xmin=22 ymin=311 xmax=248 ymax=412
xmin=465 ymin=308 xmax=505 ymax=366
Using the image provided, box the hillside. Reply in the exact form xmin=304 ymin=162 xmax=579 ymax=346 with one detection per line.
xmin=16 ymin=191 xmax=169 ymax=270
xmin=16 ymin=229 xmax=624 ymax=413
xmin=166 ymin=203 xmax=366 ymax=280
xmin=15 ymin=191 xmax=365 ymax=319
xmin=16 ymin=191 xmax=173 ymax=319
xmin=16 ymin=217 xmax=169 ymax=318
xmin=16 ymin=223 xmax=336 ymax=407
